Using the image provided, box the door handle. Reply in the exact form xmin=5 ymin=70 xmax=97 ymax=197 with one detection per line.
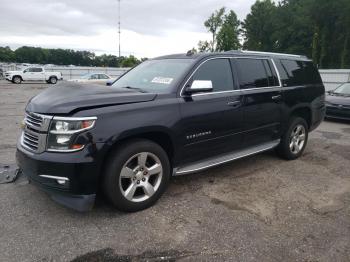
xmin=227 ymin=101 xmax=241 ymax=108
xmin=272 ymin=95 xmax=282 ymax=101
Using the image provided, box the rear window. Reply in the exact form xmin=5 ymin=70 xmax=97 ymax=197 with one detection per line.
xmin=279 ymin=60 xmax=322 ymax=86
xmin=235 ymin=58 xmax=278 ymax=89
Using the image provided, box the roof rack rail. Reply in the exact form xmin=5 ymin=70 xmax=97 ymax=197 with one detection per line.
xmin=240 ymin=50 xmax=306 ymax=58
xmin=225 ymin=50 xmax=307 ymax=59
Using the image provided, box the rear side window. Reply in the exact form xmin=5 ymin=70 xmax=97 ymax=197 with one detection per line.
xmin=279 ymin=60 xmax=322 ymax=86
xmin=235 ymin=58 xmax=277 ymax=89
xmin=192 ymin=59 xmax=234 ymax=92
xmin=99 ymin=74 xmax=109 ymax=79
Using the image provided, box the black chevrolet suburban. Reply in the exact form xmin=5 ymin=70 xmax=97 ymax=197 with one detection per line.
xmin=16 ymin=51 xmax=326 ymax=212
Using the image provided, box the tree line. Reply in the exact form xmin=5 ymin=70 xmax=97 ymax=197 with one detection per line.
xmin=0 ymin=46 xmax=145 ymax=67
xmin=196 ymin=0 xmax=350 ymax=69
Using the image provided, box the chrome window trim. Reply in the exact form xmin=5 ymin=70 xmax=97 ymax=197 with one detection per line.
xmin=180 ymin=56 xmax=282 ymax=97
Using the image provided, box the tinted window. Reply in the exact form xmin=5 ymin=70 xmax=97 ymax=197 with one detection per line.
xmin=235 ymin=59 xmax=270 ymax=89
xmin=90 ymin=74 xmax=98 ymax=79
xmin=99 ymin=74 xmax=109 ymax=79
xmin=192 ymin=59 xmax=233 ymax=92
xmin=280 ymin=60 xmax=322 ymax=86
xmin=33 ymin=68 xmax=43 ymax=72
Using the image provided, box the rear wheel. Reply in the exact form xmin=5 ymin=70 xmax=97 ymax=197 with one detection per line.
xmin=12 ymin=76 xmax=22 ymax=84
xmin=276 ymin=117 xmax=308 ymax=160
xmin=103 ymin=139 xmax=170 ymax=212
xmin=49 ymin=77 xmax=57 ymax=84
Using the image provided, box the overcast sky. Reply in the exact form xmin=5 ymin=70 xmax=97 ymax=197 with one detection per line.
xmin=0 ymin=0 xmax=256 ymax=58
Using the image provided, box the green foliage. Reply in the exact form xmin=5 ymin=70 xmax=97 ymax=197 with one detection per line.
xmin=198 ymin=7 xmax=241 ymax=52
xmin=216 ymin=10 xmax=241 ymax=51
xmin=204 ymin=7 xmax=226 ymax=51
xmin=0 ymin=46 xmax=15 ymax=62
xmin=198 ymin=40 xmax=212 ymax=52
xmin=0 ymin=46 xmax=142 ymax=67
xmin=242 ymin=0 xmax=277 ymax=51
xmin=242 ymin=0 xmax=350 ymax=68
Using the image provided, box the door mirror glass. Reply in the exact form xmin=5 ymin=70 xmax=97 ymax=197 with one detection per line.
xmin=188 ymin=80 xmax=213 ymax=93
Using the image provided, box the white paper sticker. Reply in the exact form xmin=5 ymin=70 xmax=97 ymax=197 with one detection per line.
xmin=151 ymin=77 xmax=173 ymax=85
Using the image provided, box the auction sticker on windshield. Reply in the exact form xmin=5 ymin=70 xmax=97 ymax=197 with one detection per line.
xmin=151 ymin=77 xmax=173 ymax=84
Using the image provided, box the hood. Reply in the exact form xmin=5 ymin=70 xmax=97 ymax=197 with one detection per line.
xmin=26 ymin=82 xmax=157 ymax=114
xmin=326 ymin=94 xmax=350 ymax=106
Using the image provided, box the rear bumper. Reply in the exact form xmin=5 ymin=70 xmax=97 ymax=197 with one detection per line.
xmin=310 ymin=105 xmax=326 ymax=132
xmin=16 ymin=142 xmax=106 ymax=211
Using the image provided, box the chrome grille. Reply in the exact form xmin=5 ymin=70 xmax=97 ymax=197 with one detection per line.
xmin=22 ymin=130 xmax=39 ymax=151
xmin=20 ymin=112 xmax=53 ymax=153
xmin=25 ymin=112 xmax=44 ymax=128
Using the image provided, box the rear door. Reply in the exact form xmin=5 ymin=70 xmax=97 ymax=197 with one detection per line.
xmin=233 ymin=57 xmax=283 ymax=147
xmin=178 ymin=58 xmax=244 ymax=163
xmin=32 ymin=68 xmax=45 ymax=81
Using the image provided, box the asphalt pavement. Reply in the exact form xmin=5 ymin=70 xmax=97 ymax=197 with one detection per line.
xmin=0 ymin=80 xmax=349 ymax=262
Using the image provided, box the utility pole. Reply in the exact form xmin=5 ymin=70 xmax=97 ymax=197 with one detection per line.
xmin=118 ymin=0 xmax=121 ymax=57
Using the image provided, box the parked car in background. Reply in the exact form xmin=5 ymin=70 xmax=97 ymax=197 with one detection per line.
xmin=68 ymin=73 xmax=112 ymax=85
xmin=16 ymin=51 xmax=325 ymax=212
xmin=5 ymin=67 xmax=62 ymax=84
xmin=325 ymin=82 xmax=350 ymax=120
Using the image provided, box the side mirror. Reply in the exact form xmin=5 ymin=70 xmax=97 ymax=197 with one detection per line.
xmin=106 ymin=81 xmax=113 ymax=86
xmin=187 ymin=80 xmax=213 ymax=94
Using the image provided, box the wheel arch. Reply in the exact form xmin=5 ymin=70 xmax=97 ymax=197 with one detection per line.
xmin=290 ymin=106 xmax=312 ymax=129
xmin=12 ymin=75 xmax=23 ymax=81
xmin=100 ymin=128 xmax=176 ymax=179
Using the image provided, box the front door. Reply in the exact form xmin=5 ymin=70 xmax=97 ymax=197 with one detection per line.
xmin=178 ymin=58 xmax=244 ymax=164
xmin=233 ymin=58 xmax=283 ymax=147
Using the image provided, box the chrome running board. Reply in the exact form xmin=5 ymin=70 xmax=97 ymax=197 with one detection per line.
xmin=174 ymin=139 xmax=280 ymax=176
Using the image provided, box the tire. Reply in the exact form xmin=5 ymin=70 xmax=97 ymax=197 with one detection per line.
xmin=103 ymin=139 xmax=171 ymax=212
xmin=276 ymin=117 xmax=308 ymax=160
xmin=12 ymin=76 xmax=22 ymax=84
xmin=49 ymin=77 xmax=57 ymax=84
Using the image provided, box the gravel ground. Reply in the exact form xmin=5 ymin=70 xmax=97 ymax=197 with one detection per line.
xmin=0 ymin=80 xmax=349 ymax=262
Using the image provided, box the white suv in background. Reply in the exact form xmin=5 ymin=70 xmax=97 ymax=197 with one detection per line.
xmin=5 ymin=67 xmax=62 ymax=84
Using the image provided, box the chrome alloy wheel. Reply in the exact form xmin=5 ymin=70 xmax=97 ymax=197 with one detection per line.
xmin=119 ymin=152 xmax=163 ymax=202
xmin=289 ymin=124 xmax=306 ymax=154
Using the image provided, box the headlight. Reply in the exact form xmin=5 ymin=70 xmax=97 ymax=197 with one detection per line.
xmin=47 ymin=116 xmax=97 ymax=152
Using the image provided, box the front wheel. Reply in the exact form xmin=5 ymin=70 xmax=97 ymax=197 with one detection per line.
xmin=276 ymin=117 xmax=308 ymax=160
xmin=12 ymin=76 xmax=22 ymax=84
xmin=103 ymin=139 xmax=170 ymax=212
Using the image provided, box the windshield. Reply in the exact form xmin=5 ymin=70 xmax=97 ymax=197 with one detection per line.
xmin=80 ymin=74 xmax=92 ymax=79
xmin=334 ymin=83 xmax=350 ymax=95
xmin=112 ymin=59 xmax=194 ymax=93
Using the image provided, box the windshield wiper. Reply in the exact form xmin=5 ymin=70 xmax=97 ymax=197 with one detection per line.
xmin=121 ymin=86 xmax=148 ymax=93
